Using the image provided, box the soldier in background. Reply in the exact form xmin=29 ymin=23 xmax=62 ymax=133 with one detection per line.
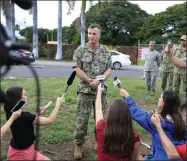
xmin=144 ymin=41 xmax=160 ymax=95
xmin=160 ymin=40 xmax=175 ymax=92
xmin=172 ymin=35 xmax=186 ymax=102
xmin=72 ymin=24 xmax=112 ymax=159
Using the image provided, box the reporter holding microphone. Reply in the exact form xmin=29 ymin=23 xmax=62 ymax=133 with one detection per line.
xmin=4 ymin=86 xmax=64 ymax=160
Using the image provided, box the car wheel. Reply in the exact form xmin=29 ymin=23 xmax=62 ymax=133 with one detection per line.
xmin=113 ymin=62 xmax=121 ymax=70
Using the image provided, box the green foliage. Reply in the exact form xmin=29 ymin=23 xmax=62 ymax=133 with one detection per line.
xmin=136 ymin=2 xmax=186 ymax=43
xmin=84 ymin=1 xmax=149 ymax=46
xmin=38 ymin=44 xmax=79 ymax=60
xmin=18 ymin=2 xmax=185 ymax=46
xmin=43 ymin=47 xmax=55 ymax=59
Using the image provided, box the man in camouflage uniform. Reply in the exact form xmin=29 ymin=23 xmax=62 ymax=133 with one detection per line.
xmin=144 ymin=41 xmax=160 ymax=95
xmin=172 ymin=35 xmax=186 ymax=102
xmin=160 ymin=41 xmax=175 ymax=92
xmin=72 ymin=24 xmax=112 ymax=159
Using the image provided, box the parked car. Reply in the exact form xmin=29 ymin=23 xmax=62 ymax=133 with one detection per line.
xmin=9 ymin=49 xmax=35 ymax=65
xmin=109 ymin=50 xmax=131 ymax=70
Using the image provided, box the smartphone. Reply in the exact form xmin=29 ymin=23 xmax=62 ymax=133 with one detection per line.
xmin=11 ymin=99 xmax=25 ymax=113
xmin=37 ymin=101 xmax=52 ymax=116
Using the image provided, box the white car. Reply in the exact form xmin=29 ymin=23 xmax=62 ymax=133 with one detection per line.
xmin=109 ymin=50 xmax=131 ymax=70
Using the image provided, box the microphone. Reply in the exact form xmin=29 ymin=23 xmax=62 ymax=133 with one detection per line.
xmin=96 ymin=75 xmax=105 ymax=87
xmin=113 ymin=77 xmax=121 ymax=88
xmin=11 ymin=0 xmax=32 ymax=10
xmin=62 ymin=71 xmax=76 ymax=97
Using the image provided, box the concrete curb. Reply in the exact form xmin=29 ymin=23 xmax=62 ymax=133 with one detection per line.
xmin=33 ymin=60 xmax=144 ymax=70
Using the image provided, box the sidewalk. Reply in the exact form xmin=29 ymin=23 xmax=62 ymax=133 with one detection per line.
xmin=33 ymin=60 xmax=144 ymax=70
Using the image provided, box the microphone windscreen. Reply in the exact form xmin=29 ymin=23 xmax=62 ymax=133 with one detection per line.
xmin=12 ymin=0 xmax=32 ymax=10
xmin=67 ymin=71 xmax=76 ymax=86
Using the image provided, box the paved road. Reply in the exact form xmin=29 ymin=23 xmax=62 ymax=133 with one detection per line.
xmin=3 ymin=61 xmax=144 ymax=78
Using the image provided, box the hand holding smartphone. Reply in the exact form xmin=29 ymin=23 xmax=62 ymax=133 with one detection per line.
xmin=11 ymin=100 xmax=26 ymax=113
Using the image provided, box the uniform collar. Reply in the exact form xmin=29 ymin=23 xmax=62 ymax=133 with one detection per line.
xmin=85 ymin=43 xmax=102 ymax=53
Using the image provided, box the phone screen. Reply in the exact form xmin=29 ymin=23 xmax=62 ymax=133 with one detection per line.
xmin=11 ymin=100 xmax=25 ymax=112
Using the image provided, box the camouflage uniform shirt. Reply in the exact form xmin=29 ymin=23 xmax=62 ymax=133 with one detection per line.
xmin=173 ymin=46 xmax=186 ymax=74
xmin=73 ymin=43 xmax=112 ymax=94
xmin=160 ymin=50 xmax=174 ymax=72
xmin=181 ymin=57 xmax=187 ymax=67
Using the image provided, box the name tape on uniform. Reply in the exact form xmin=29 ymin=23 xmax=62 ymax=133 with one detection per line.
xmin=96 ymin=75 xmax=105 ymax=80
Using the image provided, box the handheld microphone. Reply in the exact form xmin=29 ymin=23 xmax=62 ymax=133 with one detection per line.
xmin=12 ymin=0 xmax=32 ymax=10
xmin=96 ymin=75 xmax=105 ymax=87
xmin=62 ymin=71 xmax=76 ymax=97
xmin=113 ymin=77 xmax=121 ymax=88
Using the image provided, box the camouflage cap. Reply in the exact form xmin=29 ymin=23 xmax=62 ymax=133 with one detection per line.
xmin=149 ymin=41 xmax=155 ymax=45
xmin=181 ymin=35 xmax=186 ymax=41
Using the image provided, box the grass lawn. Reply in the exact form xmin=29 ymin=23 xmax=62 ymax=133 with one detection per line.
xmin=137 ymin=60 xmax=145 ymax=66
xmin=1 ymin=77 xmax=178 ymax=159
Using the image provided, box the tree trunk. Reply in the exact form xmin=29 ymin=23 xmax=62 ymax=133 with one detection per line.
xmin=81 ymin=0 xmax=86 ymax=47
xmin=80 ymin=11 xmax=86 ymax=47
xmin=32 ymin=0 xmax=39 ymax=58
xmin=11 ymin=2 xmax=15 ymax=42
xmin=55 ymin=0 xmax=62 ymax=60
xmin=4 ymin=0 xmax=12 ymax=36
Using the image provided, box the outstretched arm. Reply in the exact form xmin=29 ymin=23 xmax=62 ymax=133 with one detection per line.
xmin=95 ymin=84 xmax=104 ymax=124
xmin=151 ymin=114 xmax=180 ymax=159
xmin=33 ymin=97 xmax=64 ymax=126
xmin=120 ymin=88 xmax=155 ymax=134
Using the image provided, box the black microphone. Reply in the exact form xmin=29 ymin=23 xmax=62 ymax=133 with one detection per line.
xmin=113 ymin=77 xmax=121 ymax=88
xmin=11 ymin=0 xmax=32 ymax=10
xmin=62 ymin=71 xmax=76 ymax=97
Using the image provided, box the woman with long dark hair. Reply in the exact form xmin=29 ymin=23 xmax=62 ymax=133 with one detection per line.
xmin=95 ymin=84 xmax=140 ymax=160
xmin=120 ymin=89 xmax=186 ymax=160
xmin=4 ymin=86 xmax=64 ymax=160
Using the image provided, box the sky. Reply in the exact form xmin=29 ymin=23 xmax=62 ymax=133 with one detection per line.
xmin=0 ymin=1 xmax=185 ymax=30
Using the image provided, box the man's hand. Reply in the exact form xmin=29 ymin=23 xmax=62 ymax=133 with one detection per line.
xmin=164 ymin=46 xmax=172 ymax=57
xmin=151 ymin=113 xmax=161 ymax=129
xmin=89 ymin=79 xmax=100 ymax=89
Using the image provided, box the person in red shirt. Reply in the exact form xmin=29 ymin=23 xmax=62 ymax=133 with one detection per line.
xmin=95 ymin=84 xmax=140 ymax=161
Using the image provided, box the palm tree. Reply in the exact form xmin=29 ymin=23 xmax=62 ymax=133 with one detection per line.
xmin=11 ymin=1 xmax=15 ymax=42
xmin=55 ymin=0 xmax=62 ymax=60
xmin=67 ymin=0 xmax=102 ymax=47
xmin=15 ymin=24 xmax=20 ymax=32
xmin=1 ymin=0 xmax=12 ymax=36
xmin=32 ymin=0 xmax=39 ymax=58
xmin=80 ymin=0 xmax=86 ymax=47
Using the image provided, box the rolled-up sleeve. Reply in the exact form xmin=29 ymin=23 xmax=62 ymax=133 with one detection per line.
xmin=181 ymin=57 xmax=187 ymax=67
xmin=72 ymin=46 xmax=82 ymax=69
xmin=106 ymin=51 xmax=112 ymax=69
